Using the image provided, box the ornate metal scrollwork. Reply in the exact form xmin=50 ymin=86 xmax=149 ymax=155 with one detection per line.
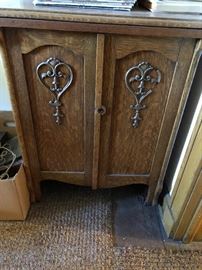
xmin=36 ymin=57 xmax=73 ymax=125
xmin=125 ymin=62 xmax=161 ymax=128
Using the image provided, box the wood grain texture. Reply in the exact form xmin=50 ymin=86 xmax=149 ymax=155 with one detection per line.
xmin=0 ymin=18 xmax=202 ymax=39
xmin=24 ymin=45 xmax=85 ymax=172
xmin=103 ymin=175 xmax=149 ymax=188
xmin=98 ymin=35 xmax=195 ymax=204
xmin=107 ymin=52 xmax=173 ymax=175
xmin=99 ymin=35 xmax=179 ymax=185
xmin=41 ymin=171 xmax=86 ymax=186
xmin=24 ymin=30 xmax=96 ymax=184
xmin=19 ymin=29 xmax=92 ymax=55
xmin=5 ymin=29 xmax=96 ymax=194
xmin=92 ymin=34 xmax=105 ymax=189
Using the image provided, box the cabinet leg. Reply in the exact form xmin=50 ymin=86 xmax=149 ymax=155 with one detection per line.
xmin=145 ymin=186 xmax=158 ymax=206
xmin=29 ymin=180 xmax=42 ymax=202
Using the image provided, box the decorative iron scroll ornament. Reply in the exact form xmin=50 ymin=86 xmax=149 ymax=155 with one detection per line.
xmin=125 ymin=62 xmax=161 ymax=128
xmin=36 ymin=57 xmax=73 ymax=125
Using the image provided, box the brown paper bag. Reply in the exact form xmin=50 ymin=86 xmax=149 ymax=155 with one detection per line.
xmin=0 ymin=165 xmax=30 ymax=220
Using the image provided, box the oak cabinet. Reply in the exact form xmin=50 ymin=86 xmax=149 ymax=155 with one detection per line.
xmin=3 ymin=29 xmax=195 ymax=203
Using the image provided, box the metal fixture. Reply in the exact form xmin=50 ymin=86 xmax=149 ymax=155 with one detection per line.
xmin=125 ymin=62 xmax=161 ymax=128
xmin=36 ymin=57 xmax=73 ymax=125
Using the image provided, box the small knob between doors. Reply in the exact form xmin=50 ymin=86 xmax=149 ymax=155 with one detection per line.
xmin=96 ymin=106 xmax=106 ymax=116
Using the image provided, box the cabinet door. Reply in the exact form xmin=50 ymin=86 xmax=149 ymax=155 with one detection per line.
xmin=5 ymin=29 xmax=96 ymax=193
xmin=98 ymin=35 xmax=195 ymax=202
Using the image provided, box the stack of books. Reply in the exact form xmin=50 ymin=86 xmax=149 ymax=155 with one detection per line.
xmin=33 ymin=0 xmax=137 ymax=11
xmin=138 ymin=0 xmax=202 ymax=13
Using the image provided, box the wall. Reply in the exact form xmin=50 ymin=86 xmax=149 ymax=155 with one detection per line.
xmin=160 ymin=41 xmax=202 ymax=242
xmin=163 ymin=53 xmax=202 ymax=193
xmin=0 ymin=54 xmax=12 ymax=111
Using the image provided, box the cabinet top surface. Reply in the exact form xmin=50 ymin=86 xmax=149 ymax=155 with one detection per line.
xmin=0 ymin=0 xmax=202 ymax=29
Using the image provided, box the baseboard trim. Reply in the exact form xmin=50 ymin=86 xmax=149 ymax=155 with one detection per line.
xmin=159 ymin=194 xmax=175 ymax=237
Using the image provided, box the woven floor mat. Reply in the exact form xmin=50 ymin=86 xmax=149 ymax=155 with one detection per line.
xmin=0 ymin=181 xmax=201 ymax=269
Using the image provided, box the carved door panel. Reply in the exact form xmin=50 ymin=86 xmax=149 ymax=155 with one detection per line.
xmin=98 ymin=35 xmax=195 ymax=202
xmin=5 ymin=29 xmax=96 ymax=191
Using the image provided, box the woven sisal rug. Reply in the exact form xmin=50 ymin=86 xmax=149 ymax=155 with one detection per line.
xmin=0 ymin=182 xmax=201 ymax=269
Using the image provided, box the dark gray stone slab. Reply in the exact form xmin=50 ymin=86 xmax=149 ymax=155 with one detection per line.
xmin=112 ymin=185 xmax=165 ymax=248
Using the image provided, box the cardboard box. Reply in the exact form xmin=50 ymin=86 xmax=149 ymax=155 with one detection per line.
xmin=0 ymin=165 xmax=30 ymax=220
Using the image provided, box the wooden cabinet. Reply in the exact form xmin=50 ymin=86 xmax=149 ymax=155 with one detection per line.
xmin=1 ymin=27 xmax=196 ymax=203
